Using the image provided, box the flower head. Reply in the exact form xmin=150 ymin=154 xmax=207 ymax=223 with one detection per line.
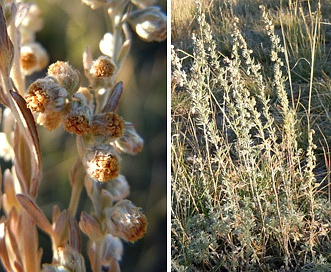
xmin=113 ymin=122 xmax=143 ymax=154
xmin=99 ymin=32 xmax=116 ymax=58
xmin=90 ymin=56 xmax=117 ymax=78
xmin=49 ymin=244 xmax=86 ymax=272
xmin=20 ymin=42 xmax=49 ymax=75
xmin=26 ymin=78 xmax=68 ymax=113
xmin=86 ymin=56 xmax=117 ymax=88
xmin=37 ymin=112 xmax=63 ymax=130
xmin=62 ymin=108 xmax=90 ymax=135
xmin=90 ymin=112 xmax=124 ymax=139
xmin=84 ymin=144 xmax=120 ymax=182
xmin=21 ymin=3 xmax=44 ymax=33
xmin=128 ymin=6 xmax=167 ymax=42
xmin=106 ymin=200 xmax=147 ymax=242
xmin=26 ymin=77 xmax=69 ymax=130
xmin=62 ymin=92 xmax=93 ymax=135
xmin=48 ymin=61 xmax=81 ymax=94
xmin=101 ymin=235 xmax=123 ymax=265
xmin=106 ymin=174 xmax=130 ymax=201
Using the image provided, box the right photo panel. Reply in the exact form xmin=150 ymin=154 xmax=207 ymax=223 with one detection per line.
xmin=171 ymin=0 xmax=331 ymax=271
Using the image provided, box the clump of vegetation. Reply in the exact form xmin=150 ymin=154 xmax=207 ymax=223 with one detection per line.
xmin=172 ymin=0 xmax=331 ymax=270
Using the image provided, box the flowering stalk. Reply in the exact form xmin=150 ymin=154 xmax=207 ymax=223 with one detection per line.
xmin=0 ymin=0 xmax=166 ymax=271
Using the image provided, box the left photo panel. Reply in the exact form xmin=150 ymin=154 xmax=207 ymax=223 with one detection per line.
xmin=0 ymin=0 xmax=167 ymax=271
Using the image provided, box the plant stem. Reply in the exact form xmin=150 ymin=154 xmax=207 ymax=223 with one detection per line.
xmin=21 ymin=209 xmax=39 ymax=271
xmin=92 ymin=240 xmax=103 ymax=272
xmin=68 ymin=181 xmax=83 ymax=217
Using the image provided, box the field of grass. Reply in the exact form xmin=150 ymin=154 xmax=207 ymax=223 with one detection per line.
xmin=172 ymin=0 xmax=331 ymax=270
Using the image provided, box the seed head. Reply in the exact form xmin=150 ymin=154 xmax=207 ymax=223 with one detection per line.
xmin=20 ymin=48 xmax=37 ymax=73
xmin=26 ymin=77 xmax=70 ymax=130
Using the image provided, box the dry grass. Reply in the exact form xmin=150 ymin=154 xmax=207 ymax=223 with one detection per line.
xmin=171 ymin=0 xmax=213 ymax=48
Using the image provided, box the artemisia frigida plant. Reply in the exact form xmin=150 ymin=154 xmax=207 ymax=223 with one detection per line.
xmin=0 ymin=0 xmax=166 ymax=271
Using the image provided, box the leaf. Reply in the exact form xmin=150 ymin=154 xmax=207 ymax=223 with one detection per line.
xmin=53 ymin=210 xmax=69 ymax=247
xmin=117 ymin=39 xmax=131 ymax=66
xmin=10 ymin=90 xmax=42 ymax=196
xmin=0 ymin=4 xmax=14 ymax=77
xmin=0 ymin=218 xmax=12 ymax=271
xmin=116 ymin=23 xmax=131 ymax=66
xmin=79 ymin=212 xmax=104 ymax=242
xmin=52 ymin=204 xmax=61 ymax=225
xmin=108 ymin=258 xmax=121 ymax=272
xmin=0 ymin=85 xmax=9 ymax=107
xmin=101 ymin=81 xmax=123 ymax=113
xmin=12 ymin=128 xmax=29 ymax=193
xmin=13 ymin=261 xmax=23 ymax=272
xmin=7 ymin=223 xmax=23 ymax=267
xmin=16 ymin=194 xmax=53 ymax=235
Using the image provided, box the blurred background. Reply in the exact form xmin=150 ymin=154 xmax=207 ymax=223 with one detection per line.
xmin=1 ymin=0 xmax=166 ymax=271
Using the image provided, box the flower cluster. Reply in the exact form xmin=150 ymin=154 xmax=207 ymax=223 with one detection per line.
xmin=0 ymin=0 xmax=166 ymax=270
xmin=24 ymin=59 xmax=145 ymax=186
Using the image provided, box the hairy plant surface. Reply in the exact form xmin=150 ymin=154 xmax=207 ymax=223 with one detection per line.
xmin=0 ymin=0 xmax=167 ymax=271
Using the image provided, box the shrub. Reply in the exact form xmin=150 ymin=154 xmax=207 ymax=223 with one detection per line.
xmin=172 ymin=1 xmax=331 ymax=270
